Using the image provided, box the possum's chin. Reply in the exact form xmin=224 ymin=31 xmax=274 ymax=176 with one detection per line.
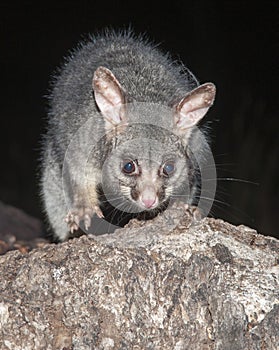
xmin=137 ymin=197 xmax=159 ymax=211
xmin=118 ymin=195 xmax=160 ymax=214
xmin=122 ymin=198 xmax=158 ymax=213
xmin=127 ymin=195 xmax=170 ymax=215
xmin=128 ymin=192 xmax=160 ymax=212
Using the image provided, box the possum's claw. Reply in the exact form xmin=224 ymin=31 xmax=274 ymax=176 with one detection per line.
xmin=184 ymin=204 xmax=203 ymax=222
xmin=65 ymin=212 xmax=80 ymax=233
xmin=94 ymin=205 xmax=104 ymax=219
xmin=84 ymin=214 xmax=91 ymax=231
xmin=70 ymin=222 xmax=79 ymax=234
xmin=65 ymin=206 xmax=103 ymax=232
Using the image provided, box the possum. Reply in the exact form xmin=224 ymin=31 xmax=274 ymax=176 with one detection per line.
xmin=41 ymin=30 xmax=216 ymax=241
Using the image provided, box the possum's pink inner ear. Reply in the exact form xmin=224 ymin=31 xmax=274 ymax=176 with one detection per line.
xmin=174 ymin=83 xmax=216 ymax=131
xmin=93 ymin=66 xmax=126 ymax=129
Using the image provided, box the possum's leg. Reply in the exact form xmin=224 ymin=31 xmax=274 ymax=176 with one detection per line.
xmin=64 ymin=156 xmax=104 ymax=234
xmin=41 ymin=143 xmax=71 ymax=241
xmin=41 ymin=142 xmax=103 ymax=240
xmin=65 ymin=190 xmax=104 ymax=233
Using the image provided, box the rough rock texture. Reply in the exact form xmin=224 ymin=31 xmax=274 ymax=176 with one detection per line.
xmin=0 ymin=204 xmax=278 ymax=350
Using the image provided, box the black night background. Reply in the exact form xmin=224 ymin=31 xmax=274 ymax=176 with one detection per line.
xmin=0 ymin=1 xmax=278 ymax=237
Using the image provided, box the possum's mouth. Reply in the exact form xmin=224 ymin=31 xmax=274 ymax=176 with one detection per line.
xmin=128 ymin=184 xmax=168 ymax=212
xmin=137 ymin=195 xmax=159 ymax=210
xmin=100 ymin=180 xmax=169 ymax=215
xmin=130 ymin=186 xmax=158 ymax=210
xmin=98 ymin=182 xmax=170 ymax=224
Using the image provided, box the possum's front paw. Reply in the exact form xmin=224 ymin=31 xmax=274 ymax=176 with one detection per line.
xmin=65 ymin=206 xmax=104 ymax=233
xmin=184 ymin=204 xmax=203 ymax=222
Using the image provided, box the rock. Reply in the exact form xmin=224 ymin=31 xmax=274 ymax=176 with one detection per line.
xmin=0 ymin=201 xmax=46 ymax=255
xmin=0 ymin=201 xmax=43 ymax=240
xmin=0 ymin=203 xmax=278 ymax=349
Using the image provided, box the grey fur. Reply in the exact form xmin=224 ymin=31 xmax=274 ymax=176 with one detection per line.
xmin=41 ymin=29 xmax=215 ymax=241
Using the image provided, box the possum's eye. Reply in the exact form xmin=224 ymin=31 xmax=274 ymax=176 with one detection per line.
xmin=161 ymin=161 xmax=175 ymax=177
xmin=122 ymin=160 xmax=137 ymax=175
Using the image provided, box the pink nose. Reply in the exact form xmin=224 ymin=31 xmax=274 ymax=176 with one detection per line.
xmin=142 ymin=198 xmax=156 ymax=208
xmin=140 ymin=185 xmax=157 ymax=209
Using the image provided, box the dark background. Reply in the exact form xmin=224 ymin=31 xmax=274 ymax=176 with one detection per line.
xmin=1 ymin=1 xmax=278 ymax=237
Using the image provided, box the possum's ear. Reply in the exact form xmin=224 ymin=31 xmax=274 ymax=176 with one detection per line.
xmin=174 ymin=83 xmax=216 ymax=132
xmin=93 ymin=67 xmax=126 ymax=131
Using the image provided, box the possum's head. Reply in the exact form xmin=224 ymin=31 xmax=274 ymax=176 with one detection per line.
xmin=92 ymin=66 xmax=216 ymax=214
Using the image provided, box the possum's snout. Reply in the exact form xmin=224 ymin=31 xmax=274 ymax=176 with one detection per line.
xmin=139 ymin=184 xmax=159 ymax=209
xmin=131 ymin=182 xmax=160 ymax=210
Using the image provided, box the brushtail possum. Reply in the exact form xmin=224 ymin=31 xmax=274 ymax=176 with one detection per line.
xmin=41 ymin=30 xmax=216 ymax=241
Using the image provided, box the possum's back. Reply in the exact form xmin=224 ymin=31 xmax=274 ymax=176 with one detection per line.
xmin=49 ymin=30 xmax=198 ymax=125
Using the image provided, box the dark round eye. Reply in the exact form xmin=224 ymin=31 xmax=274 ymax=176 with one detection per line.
xmin=162 ymin=161 xmax=175 ymax=177
xmin=122 ymin=160 xmax=136 ymax=174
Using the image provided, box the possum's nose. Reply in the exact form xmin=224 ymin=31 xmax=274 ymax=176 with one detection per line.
xmin=142 ymin=198 xmax=156 ymax=208
xmin=140 ymin=185 xmax=158 ymax=209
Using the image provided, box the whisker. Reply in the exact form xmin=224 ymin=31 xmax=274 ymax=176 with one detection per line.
xmin=214 ymin=177 xmax=258 ymax=185
xmin=100 ymin=196 xmax=126 ymax=204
